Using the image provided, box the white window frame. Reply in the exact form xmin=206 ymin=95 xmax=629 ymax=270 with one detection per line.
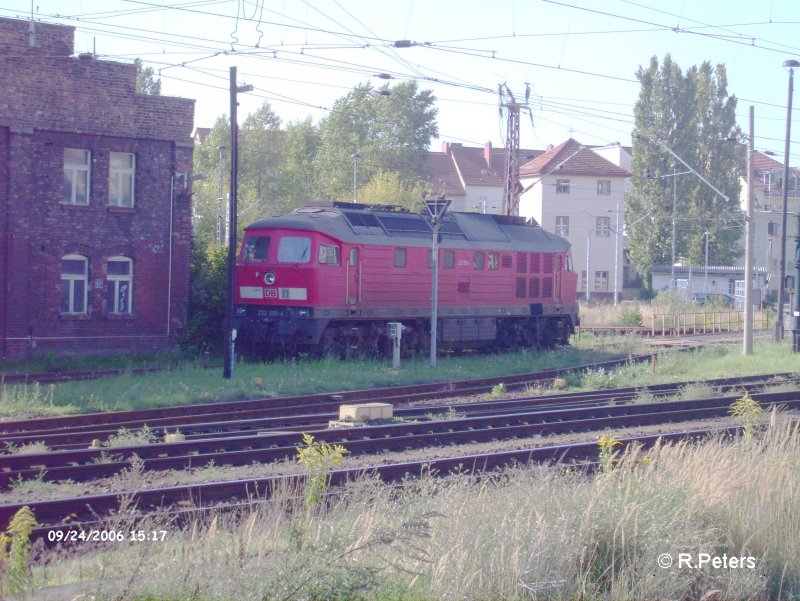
xmin=107 ymin=256 xmax=133 ymax=314
xmin=597 ymin=180 xmax=611 ymax=195
xmin=63 ymin=149 xmax=91 ymax=205
xmin=595 ymin=271 xmax=609 ymax=291
xmin=61 ymin=254 xmax=88 ymax=314
xmin=596 ymin=216 xmax=611 ymax=237
xmin=555 ymin=216 xmax=569 ymax=236
xmin=109 ymin=152 xmax=135 ymax=207
xmin=555 ymin=179 xmax=570 ymax=194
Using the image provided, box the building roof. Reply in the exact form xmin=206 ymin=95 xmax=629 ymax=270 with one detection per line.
xmin=193 ymin=127 xmax=211 ymax=144
xmin=739 ymin=150 xmax=799 ymax=197
xmin=423 ymin=142 xmax=544 ymax=198
xmin=519 ymin=138 xmax=630 ymax=178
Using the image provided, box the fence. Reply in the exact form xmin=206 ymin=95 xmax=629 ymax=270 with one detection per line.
xmin=650 ymin=310 xmax=770 ymax=336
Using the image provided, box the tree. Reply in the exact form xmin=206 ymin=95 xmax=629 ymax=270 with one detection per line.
xmin=358 ymin=170 xmax=426 ymax=211
xmin=625 ymin=55 xmax=741 ymax=289
xmin=134 ymin=58 xmax=161 ymax=95
xmin=315 ymin=81 xmax=438 ymax=200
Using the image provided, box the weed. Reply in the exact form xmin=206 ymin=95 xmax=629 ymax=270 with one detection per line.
xmin=597 ymin=434 xmax=622 ymax=473
xmin=3 ymin=441 xmax=49 ymax=455
xmin=487 ymin=382 xmax=507 ymax=398
xmin=0 ymin=506 xmax=38 ymax=596
xmin=426 ymin=406 xmax=466 ymax=421
xmin=296 ymin=434 xmax=349 ymax=510
xmin=730 ymin=391 xmax=765 ymax=442
xmin=106 ymin=425 xmax=158 ymax=447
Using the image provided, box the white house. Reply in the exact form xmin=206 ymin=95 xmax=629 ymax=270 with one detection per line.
xmin=519 ymin=138 xmax=631 ymax=302
xmin=738 ymin=149 xmax=800 ymax=298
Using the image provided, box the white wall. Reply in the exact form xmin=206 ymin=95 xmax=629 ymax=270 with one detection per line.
xmin=520 ymin=174 xmax=625 ymax=297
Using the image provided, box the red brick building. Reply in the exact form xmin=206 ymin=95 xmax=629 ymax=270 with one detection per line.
xmin=0 ymin=17 xmax=195 ymax=358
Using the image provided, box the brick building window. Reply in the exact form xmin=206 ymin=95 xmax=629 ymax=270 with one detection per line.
xmin=60 ymin=254 xmax=88 ymax=314
xmin=596 ymin=216 xmax=611 ymax=237
xmin=63 ymin=149 xmax=90 ymax=205
xmin=109 ymin=152 xmax=135 ymax=207
xmin=555 ymin=216 xmax=569 ymax=236
xmin=107 ymin=257 xmax=133 ymax=314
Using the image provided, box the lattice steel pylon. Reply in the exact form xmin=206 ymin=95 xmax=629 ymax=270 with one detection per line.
xmin=500 ymin=83 xmax=531 ymax=216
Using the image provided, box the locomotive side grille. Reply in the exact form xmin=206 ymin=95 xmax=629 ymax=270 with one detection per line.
xmin=457 ymin=281 xmax=470 ymax=294
xmin=515 ymin=277 xmax=527 ymax=298
xmin=543 ymin=277 xmax=553 ymax=298
xmin=516 ymin=252 xmax=527 ymax=273
xmin=543 ymin=254 xmax=554 ymax=274
xmin=530 ymin=253 xmax=540 ymax=273
xmin=502 ymin=255 xmax=512 ymax=268
xmin=529 ymin=278 xmax=540 ymax=298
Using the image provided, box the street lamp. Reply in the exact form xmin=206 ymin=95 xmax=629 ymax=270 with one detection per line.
xmin=223 ymin=66 xmax=253 ymax=380
xmin=775 ymin=59 xmax=799 ymax=342
xmin=425 ymin=198 xmax=451 ymax=368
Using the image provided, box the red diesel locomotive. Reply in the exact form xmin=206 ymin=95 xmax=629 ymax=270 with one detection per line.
xmin=234 ymin=202 xmax=579 ymax=356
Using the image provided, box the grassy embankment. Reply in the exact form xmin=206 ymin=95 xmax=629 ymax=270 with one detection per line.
xmin=1 ymin=334 xmax=797 ymax=419
xmin=16 ymin=414 xmax=800 ymax=600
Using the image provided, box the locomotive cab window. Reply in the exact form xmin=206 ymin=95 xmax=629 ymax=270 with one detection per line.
xmin=243 ymin=236 xmax=270 ymax=261
xmin=394 ymin=248 xmax=407 ymax=268
xmin=318 ymin=244 xmax=339 ymax=265
xmin=277 ymin=236 xmax=311 ymax=263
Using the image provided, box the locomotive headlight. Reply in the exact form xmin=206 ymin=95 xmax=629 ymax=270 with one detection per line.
xmin=264 ymin=272 xmax=276 ymax=285
xmin=235 ymin=306 xmax=247 ymax=316
xmin=297 ymin=308 xmax=312 ymax=318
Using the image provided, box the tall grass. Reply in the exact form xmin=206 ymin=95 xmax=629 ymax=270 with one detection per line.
xmin=31 ymin=417 xmax=800 ymax=600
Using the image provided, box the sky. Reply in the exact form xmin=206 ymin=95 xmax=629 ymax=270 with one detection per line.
xmin=3 ymin=0 xmax=800 ymax=164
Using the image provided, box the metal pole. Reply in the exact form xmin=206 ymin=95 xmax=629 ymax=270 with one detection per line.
xmin=585 ymin=230 xmax=591 ymax=302
xmin=793 ymin=212 xmax=800 ymax=351
xmin=216 ymin=145 xmax=225 ymax=245
xmin=426 ymin=199 xmax=450 ymax=368
xmin=776 ymin=61 xmax=797 ymax=342
xmin=703 ymin=232 xmax=709 ymax=294
xmin=223 ymin=66 xmax=239 ymax=380
xmin=671 ymin=167 xmax=677 ymax=292
xmin=430 ymin=219 xmax=440 ymax=368
xmin=613 ymin=204 xmax=620 ymax=306
xmin=744 ymin=105 xmax=755 ymax=355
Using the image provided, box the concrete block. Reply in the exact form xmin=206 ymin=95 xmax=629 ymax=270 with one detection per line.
xmin=339 ymin=402 xmax=393 ymax=422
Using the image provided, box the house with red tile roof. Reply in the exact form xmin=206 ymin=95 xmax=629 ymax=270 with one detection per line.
xmin=424 ymin=142 xmax=542 ymax=213
xmin=738 ymin=149 xmax=800 ymax=298
xmin=519 ymin=138 xmax=632 ymax=302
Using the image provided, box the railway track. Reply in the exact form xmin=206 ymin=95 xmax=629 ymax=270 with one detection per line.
xmin=2 ymin=384 xmax=797 ymax=540
xmin=0 ymin=372 xmax=794 ymax=487
xmin=0 ymin=425 xmax=746 ymax=545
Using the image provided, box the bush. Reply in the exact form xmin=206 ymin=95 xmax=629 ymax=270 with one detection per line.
xmin=618 ymin=305 xmax=643 ymax=327
xmin=180 ymin=244 xmax=227 ymax=356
